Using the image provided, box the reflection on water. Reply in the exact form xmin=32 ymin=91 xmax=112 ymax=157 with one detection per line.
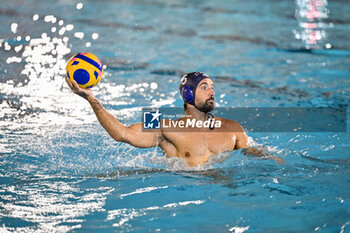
xmin=0 ymin=12 xmax=92 ymax=129
xmin=107 ymin=200 xmax=205 ymax=228
xmin=0 ymin=11 xmax=170 ymax=132
xmin=294 ymin=0 xmax=331 ymax=49
xmin=0 ymin=175 xmax=114 ymax=232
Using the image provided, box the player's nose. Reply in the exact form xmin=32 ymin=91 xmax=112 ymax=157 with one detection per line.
xmin=209 ymin=88 xmax=215 ymax=97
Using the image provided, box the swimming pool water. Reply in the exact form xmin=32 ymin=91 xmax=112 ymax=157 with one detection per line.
xmin=1 ymin=0 xmax=350 ymax=232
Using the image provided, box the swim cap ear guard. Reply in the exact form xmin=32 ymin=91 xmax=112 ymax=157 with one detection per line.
xmin=179 ymin=72 xmax=209 ymax=106
xmin=182 ymin=86 xmax=194 ymax=104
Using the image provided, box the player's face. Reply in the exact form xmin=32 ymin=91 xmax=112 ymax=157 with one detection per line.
xmin=195 ymin=78 xmax=215 ymax=113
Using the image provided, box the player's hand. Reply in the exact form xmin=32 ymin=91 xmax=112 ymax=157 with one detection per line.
xmin=65 ymin=76 xmax=93 ymax=100
xmin=242 ymin=147 xmax=269 ymax=157
xmin=269 ymin=156 xmax=285 ymax=165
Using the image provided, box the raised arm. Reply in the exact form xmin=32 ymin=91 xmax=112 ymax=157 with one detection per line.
xmin=65 ymin=77 xmax=161 ymax=148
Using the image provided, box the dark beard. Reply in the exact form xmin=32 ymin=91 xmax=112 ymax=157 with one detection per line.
xmin=196 ymin=98 xmax=214 ymax=113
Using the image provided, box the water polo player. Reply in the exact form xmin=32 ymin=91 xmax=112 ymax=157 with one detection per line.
xmin=65 ymin=72 xmax=281 ymax=166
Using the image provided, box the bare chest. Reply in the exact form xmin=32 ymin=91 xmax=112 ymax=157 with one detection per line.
xmin=163 ymin=131 xmax=236 ymax=165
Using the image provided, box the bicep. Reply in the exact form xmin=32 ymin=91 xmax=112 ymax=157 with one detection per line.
xmin=235 ymin=131 xmax=249 ymax=149
xmin=231 ymin=122 xmax=249 ymax=149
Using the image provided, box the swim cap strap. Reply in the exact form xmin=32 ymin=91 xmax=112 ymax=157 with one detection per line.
xmin=206 ymin=112 xmax=215 ymax=130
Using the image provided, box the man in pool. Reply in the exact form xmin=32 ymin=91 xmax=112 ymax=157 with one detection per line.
xmin=66 ymin=72 xmax=282 ymax=166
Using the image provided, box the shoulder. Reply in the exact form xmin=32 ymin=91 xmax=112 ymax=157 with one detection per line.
xmin=216 ymin=117 xmax=249 ymax=149
xmin=215 ymin=116 xmax=245 ymax=132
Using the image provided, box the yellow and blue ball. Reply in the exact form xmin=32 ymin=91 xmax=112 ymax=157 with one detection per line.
xmin=66 ymin=52 xmax=103 ymax=88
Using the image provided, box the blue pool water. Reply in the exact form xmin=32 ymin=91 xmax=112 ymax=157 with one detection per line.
xmin=1 ymin=0 xmax=350 ymax=232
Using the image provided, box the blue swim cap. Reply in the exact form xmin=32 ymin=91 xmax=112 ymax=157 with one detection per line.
xmin=179 ymin=72 xmax=210 ymax=106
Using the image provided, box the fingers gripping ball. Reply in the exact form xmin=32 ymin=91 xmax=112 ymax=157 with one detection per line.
xmin=66 ymin=52 xmax=103 ymax=88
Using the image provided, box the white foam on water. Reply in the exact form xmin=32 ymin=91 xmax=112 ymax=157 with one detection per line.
xmin=229 ymin=226 xmax=250 ymax=233
xmin=0 ymin=178 xmax=114 ymax=233
xmin=76 ymin=2 xmax=83 ymax=10
xmin=107 ymin=199 xmax=205 ymax=227
xmin=11 ymin=23 xmax=18 ymax=34
xmin=120 ymin=186 xmax=168 ymax=199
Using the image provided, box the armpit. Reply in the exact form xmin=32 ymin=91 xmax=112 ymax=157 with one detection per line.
xmin=158 ymin=135 xmax=178 ymax=158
